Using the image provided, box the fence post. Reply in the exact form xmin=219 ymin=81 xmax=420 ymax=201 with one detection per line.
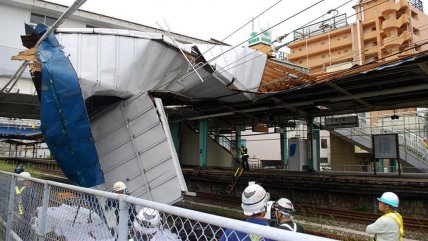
xmin=5 ymin=175 xmax=17 ymax=241
xmin=117 ymin=197 xmax=129 ymax=241
xmin=36 ymin=182 xmax=51 ymax=241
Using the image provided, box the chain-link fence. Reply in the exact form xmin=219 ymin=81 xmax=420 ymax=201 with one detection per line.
xmin=0 ymin=171 xmax=335 ymax=241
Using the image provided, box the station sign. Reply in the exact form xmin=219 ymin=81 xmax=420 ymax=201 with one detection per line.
xmin=324 ymin=116 xmax=359 ymax=129
xmin=248 ymin=28 xmax=272 ymax=46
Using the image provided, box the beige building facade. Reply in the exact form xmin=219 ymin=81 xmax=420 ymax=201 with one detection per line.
xmin=287 ymin=0 xmax=428 ymax=73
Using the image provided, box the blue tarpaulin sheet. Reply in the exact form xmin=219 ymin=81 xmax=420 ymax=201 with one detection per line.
xmin=32 ymin=23 xmax=104 ymax=187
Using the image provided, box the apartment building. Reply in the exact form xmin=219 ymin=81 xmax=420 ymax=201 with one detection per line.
xmin=287 ymin=0 xmax=428 ymax=73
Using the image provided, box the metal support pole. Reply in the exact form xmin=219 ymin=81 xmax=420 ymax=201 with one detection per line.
xmin=6 ymin=175 xmax=17 ymax=241
xmin=117 ymin=198 xmax=129 ymax=241
xmin=170 ymin=122 xmax=181 ymax=155
xmin=37 ymin=183 xmax=51 ymax=241
xmin=313 ymin=128 xmax=320 ymax=171
xmin=199 ymin=119 xmax=208 ymax=167
xmin=280 ymin=130 xmax=288 ymax=169
xmin=307 ymin=119 xmax=314 ymax=171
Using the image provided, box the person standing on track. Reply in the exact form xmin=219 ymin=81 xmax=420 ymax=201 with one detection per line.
xmin=220 ymin=182 xmax=275 ymax=241
xmin=240 ymin=145 xmax=250 ymax=170
xmin=366 ymin=192 xmax=403 ymax=241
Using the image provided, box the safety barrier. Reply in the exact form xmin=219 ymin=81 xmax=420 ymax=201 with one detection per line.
xmin=0 ymin=171 xmax=335 ymax=241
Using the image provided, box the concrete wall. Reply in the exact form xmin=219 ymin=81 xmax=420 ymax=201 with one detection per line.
xmin=330 ymin=133 xmax=359 ymax=171
xmin=180 ymin=125 xmax=232 ymax=168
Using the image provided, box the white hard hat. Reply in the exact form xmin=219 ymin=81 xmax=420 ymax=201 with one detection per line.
xmin=273 ymin=198 xmax=295 ymax=217
xmin=377 ymin=192 xmax=399 ymax=208
xmin=241 ymin=183 xmax=270 ymax=216
xmin=19 ymin=172 xmax=31 ymax=179
xmin=135 ymin=207 xmax=161 ymax=234
xmin=113 ymin=181 xmax=127 ymax=192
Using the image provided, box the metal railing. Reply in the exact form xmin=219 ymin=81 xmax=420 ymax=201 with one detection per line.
xmin=208 ymin=132 xmax=235 ymax=152
xmin=348 ymin=116 xmax=428 ymax=165
xmin=0 ymin=171 xmax=335 ymax=241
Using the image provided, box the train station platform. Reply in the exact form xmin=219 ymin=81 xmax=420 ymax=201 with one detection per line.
xmin=182 ymin=167 xmax=428 ymax=218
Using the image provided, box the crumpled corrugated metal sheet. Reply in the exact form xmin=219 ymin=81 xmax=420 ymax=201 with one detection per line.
xmin=56 ymin=28 xmax=267 ymax=103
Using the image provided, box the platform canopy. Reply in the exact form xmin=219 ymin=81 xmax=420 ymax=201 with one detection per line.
xmin=153 ymin=51 xmax=428 ymax=132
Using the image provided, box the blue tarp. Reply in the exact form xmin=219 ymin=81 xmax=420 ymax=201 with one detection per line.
xmin=32 ymin=23 xmax=104 ymax=187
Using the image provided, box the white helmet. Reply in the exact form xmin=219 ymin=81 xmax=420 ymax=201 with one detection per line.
xmin=241 ymin=183 xmax=270 ymax=216
xmin=377 ymin=192 xmax=399 ymax=208
xmin=113 ymin=181 xmax=127 ymax=192
xmin=18 ymin=171 xmax=31 ymax=181
xmin=273 ymin=198 xmax=295 ymax=217
xmin=135 ymin=207 xmax=161 ymax=234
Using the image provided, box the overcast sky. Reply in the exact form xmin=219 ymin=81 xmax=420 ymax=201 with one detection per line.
xmin=48 ymin=0 xmax=428 ymax=47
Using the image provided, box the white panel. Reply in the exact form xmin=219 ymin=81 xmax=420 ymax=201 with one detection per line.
xmin=91 ymin=92 xmax=186 ymax=204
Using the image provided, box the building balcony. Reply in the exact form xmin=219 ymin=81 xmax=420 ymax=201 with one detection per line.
xmin=329 ymin=37 xmax=352 ymax=48
xmin=288 ymin=50 xmax=307 ymax=60
xmin=364 ymin=46 xmax=378 ymax=55
xmin=382 ymin=15 xmax=409 ymax=31
xmin=382 ymin=31 xmax=411 ymax=49
xmin=381 ymin=0 xmax=407 ymax=15
xmin=363 ymin=31 xmax=377 ymax=40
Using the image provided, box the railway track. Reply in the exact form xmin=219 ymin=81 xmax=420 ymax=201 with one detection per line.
xmin=186 ymin=191 xmax=428 ymax=232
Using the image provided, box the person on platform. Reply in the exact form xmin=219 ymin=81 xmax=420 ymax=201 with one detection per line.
xmin=105 ymin=181 xmax=138 ymax=241
xmin=271 ymin=198 xmax=304 ymax=233
xmin=240 ymin=145 xmax=250 ymax=170
xmin=366 ymin=192 xmax=403 ymax=241
xmin=220 ymin=182 xmax=275 ymax=241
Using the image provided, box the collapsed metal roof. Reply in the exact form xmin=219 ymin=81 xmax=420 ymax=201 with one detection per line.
xmin=13 ymin=26 xmax=428 ymax=133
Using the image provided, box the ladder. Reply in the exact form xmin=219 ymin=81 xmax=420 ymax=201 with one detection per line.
xmin=227 ymin=167 xmax=243 ymax=195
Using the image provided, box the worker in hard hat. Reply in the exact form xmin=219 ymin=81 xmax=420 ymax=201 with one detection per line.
xmin=366 ymin=192 xmax=403 ymax=241
xmin=220 ymin=182 xmax=275 ymax=241
xmin=105 ymin=181 xmax=138 ymax=241
xmin=15 ymin=171 xmax=35 ymax=239
xmin=15 ymin=163 xmax=24 ymax=174
xmin=271 ymin=198 xmax=304 ymax=233
xmin=240 ymin=145 xmax=250 ymax=170
xmin=133 ymin=207 xmax=181 ymax=241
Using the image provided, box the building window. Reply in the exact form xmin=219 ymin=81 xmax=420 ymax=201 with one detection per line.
xmin=86 ymin=24 xmax=99 ymax=28
xmin=321 ymin=139 xmax=328 ymax=149
xmin=411 ymin=10 xmax=418 ymax=20
xmin=320 ymin=158 xmax=328 ymax=163
xmin=30 ymin=13 xmax=58 ymax=26
xmin=413 ymin=28 xmax=420 ymax=36
xmin=415 ymin=45 xmax=422 ymax=51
